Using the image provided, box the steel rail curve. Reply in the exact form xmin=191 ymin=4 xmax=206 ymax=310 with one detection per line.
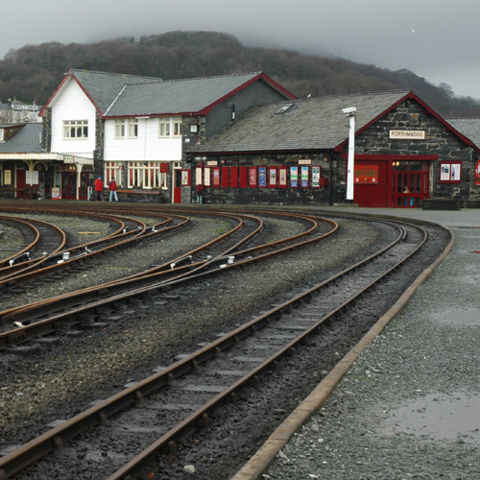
xmin=0 ymin=217 xmax=428 ymax=479
xmin=0 ymin=212 xmax=333 ymax=348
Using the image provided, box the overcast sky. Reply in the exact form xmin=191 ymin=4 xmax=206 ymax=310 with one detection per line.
xmin=2 ymin=0 xmax=480 ymax=98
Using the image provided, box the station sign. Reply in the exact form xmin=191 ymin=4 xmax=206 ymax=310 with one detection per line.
xmin=389 ymin=130 xmax=425 ymax=140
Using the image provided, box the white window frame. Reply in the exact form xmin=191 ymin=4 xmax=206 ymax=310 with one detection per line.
xmin=159 ymin=117 xmax=182 ymax=137
xmin=159 ymin=119 xmax=171 ymax=137
xmin=127 ymin=118 xmax=138 ymax=138
xmin=63 ymin=120 xmax=88 ymax=139
xmin=114 ymin=120 xmax=126 ymax=138
xmin=114 ymin=119 xmax=138 ymax=138
xmin=128 ymin=161 xmax=165 ymax=189
xmin=104 ymin=161 xmax=123 ymax=187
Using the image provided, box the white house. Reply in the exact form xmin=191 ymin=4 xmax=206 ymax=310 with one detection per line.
xmin=39 ymin=69 xmax=295 ymax=202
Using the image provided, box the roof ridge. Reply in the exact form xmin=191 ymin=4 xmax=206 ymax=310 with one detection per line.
xmin=157 ymin=71 xmax=262 ymax=84
xmin=309 ymin=89 xmax=411 ymax=102
xmin=70 ymin=68 xmax=162 ymax=81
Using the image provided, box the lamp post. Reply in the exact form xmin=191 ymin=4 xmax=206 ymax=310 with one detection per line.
xmin=342 ymin=106 xmax=356 ymax=201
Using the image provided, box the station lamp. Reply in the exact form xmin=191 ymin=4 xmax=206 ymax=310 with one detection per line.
xmin=342 ymin=106 xmax=357 ymax=201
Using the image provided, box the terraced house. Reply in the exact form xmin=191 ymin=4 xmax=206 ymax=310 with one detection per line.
xmin=37 ymin=69 xmax=295 ymax=201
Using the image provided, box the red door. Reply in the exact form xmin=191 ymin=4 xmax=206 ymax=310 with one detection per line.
xmin=61 ymin=172 xmax=77 ymax=199
xmin=16 ymin=169 xmax=26 ymax=199
xmin=173 ymin=169 xmax=182 ymax=203
xmin=353 ymin=161 xmax=388 ymax=207
xmin=392 ymin=170 xmax=429 ymax=207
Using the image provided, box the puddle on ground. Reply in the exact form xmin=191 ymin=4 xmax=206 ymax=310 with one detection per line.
xmin=381 ymin=392 xmax=480 ymax=443
xmin=431 ymin=308 xmax=480 ymax=326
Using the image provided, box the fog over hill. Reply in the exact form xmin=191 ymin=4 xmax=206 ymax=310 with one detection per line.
xmin=1 ymin=31 xmax=479 ymax=117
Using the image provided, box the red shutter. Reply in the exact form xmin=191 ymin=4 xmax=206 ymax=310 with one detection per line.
xmin=221 ymin=166 xmax=230 ymax=187
xmin=230 ymin=167 xmax=239 ymax=188
xmin=239 ymin=166 xmax=248 ymax=188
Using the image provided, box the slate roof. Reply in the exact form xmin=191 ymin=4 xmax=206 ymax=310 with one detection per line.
xmin=104 ymin=72 xmax=272 ymax=116
xmin=0 ymin=123 xmax=42 ymax=153
xmin=42 ymin=69 xmax=294 ymax=118
xmin=190 ymin=90 xmax=411 ymax=153
xmin=70 ymin=69 xmax=161 ymax=114
xmin=446 ymin=118 xmax=480 ymax=149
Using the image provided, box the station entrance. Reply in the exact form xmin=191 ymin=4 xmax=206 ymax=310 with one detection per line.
xmin=392 ymin=168 xmax=429 ymax=208
xmin=60 ymin=170 xmax=91 ymax=200
xmin=354 ymin=156 xmax=432 ymax=208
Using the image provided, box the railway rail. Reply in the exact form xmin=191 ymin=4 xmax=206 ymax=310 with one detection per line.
xmin=0 ymin=214 xmax=445 ymax=480
xmin=0 ymin=210 xmax=335 ymax=346
xmin=0 ymin=208 xmax=189 ymax=287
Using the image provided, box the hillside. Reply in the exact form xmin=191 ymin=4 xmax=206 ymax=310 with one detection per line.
xmin=1 ymin=30 xmax=479 ymax=116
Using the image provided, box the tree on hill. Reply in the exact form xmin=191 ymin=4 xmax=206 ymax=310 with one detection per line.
xmin=1 ymin=30 xmax=479 ymax=116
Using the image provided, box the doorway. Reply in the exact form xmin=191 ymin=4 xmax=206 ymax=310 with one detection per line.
xmin=15 ymin=169 xmax=26 ymax=199
xmin=392 ymin=169 xmax=429 ymax=208
xmin=61 ymin=172 xmax=77 ymax=199
xmin=173 ymin=168 xmax=182 ymax=203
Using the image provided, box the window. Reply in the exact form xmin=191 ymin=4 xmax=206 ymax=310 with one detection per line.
xmin=159 ymin=117 xmax=182 ymax=137
xmin=127 ymin=161 xmax=167 ymax=189
xmin=172 ymin=119 xmax=181 ymax=136
xmin=0 ymin=129 xmax=4 ymax=142
xmin=115 ymin=119 xmax=138 ymax=138
xmin=127 ymin=119 xmax=138 ymax=138
xmin=63 ymin=120 xmax=88 ymax=139
xmin=159 ymin=120 xmax=170 ymax=137
xmin=114 ymin=120 xmax=125 ymax=138
xmin=104 ymin=162 xmax=123 ymax=187
xmin=439 ymin=161 xmax=462 ymax=183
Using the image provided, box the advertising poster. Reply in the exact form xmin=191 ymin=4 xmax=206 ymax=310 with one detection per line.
xmin=249 ymin=167 xmax=257 ymax=187
xmin=212 ymin=167 xmax=221 ymax=187
xmin=181 ymin=170 xmax=190 ymax=186
xmin=290 ymin=166 xmax=298 ymax=188
xmin=4 ymin=170 xmax=12 ymax=185
xmin=300 ymin=166 xmax=309 ymax=188
xmin=195 ymin=167 xmax=203 ymax=186
xmin=451 ymin=163 xmax=461 ymax=181
xmin=51 ymin=186 xmax=61 ymax=200
xmin=440 ymin=164 xmax=451 ymax=182
xmin=354 ymin=165 xmax=379 ymax=184
xmin=204 ymin=167 xmax=211 ymax=187
xmin=258 ymin=167 xmax=266 ymax=187
xmin=311 ymin=166 xmax=321 ymax=188
xmin=269 ymin=167 xmax=277 ymax=187
xmin=278 ymin=167 xmax=287 ymax=188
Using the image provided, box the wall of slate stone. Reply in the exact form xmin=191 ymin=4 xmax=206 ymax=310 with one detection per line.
xmin=350 ymin=99 xmax=475 ymax=205
xmin=189 ymin=152 xmax=340 ymax=206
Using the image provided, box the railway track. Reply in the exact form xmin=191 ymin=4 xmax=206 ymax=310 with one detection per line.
xmin=0 ymin=214 xmax=67 ymax=271
xmin=0 ymin=208 xmax=189 ymax=288
xmin=0 ymin=210 xmax=335 ymax=346
xmin=0 ymin=215 xmax=444 ymax=479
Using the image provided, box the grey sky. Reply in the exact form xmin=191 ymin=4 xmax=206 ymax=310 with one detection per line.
xmin=2 ymin=0 xmax=479 ymax=98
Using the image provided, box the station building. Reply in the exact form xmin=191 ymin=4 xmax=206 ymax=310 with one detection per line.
xmin=2 ymin=71 xmax=480 ymax=208
xmin=188 ymin=90 xmax=480 ymax=208
xmin=0 ymin=123 xmax=94 ymax=200
xmin=35 ymin=69 xmax=294 ymax=202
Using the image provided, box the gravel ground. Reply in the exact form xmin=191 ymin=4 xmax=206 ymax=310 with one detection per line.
xmin=1 ymin=212 xmax=343 ymax=449
xmin=265 ymin=218 xmax=480 ymax=480
xmin=0 ymin=214 xmax=233 ymax=311
xmin=0 ymin=222 xmax=25 ymax=257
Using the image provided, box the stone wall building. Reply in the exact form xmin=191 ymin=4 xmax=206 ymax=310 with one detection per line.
xmin=188 ymin=91 xmax=480 ymax=208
